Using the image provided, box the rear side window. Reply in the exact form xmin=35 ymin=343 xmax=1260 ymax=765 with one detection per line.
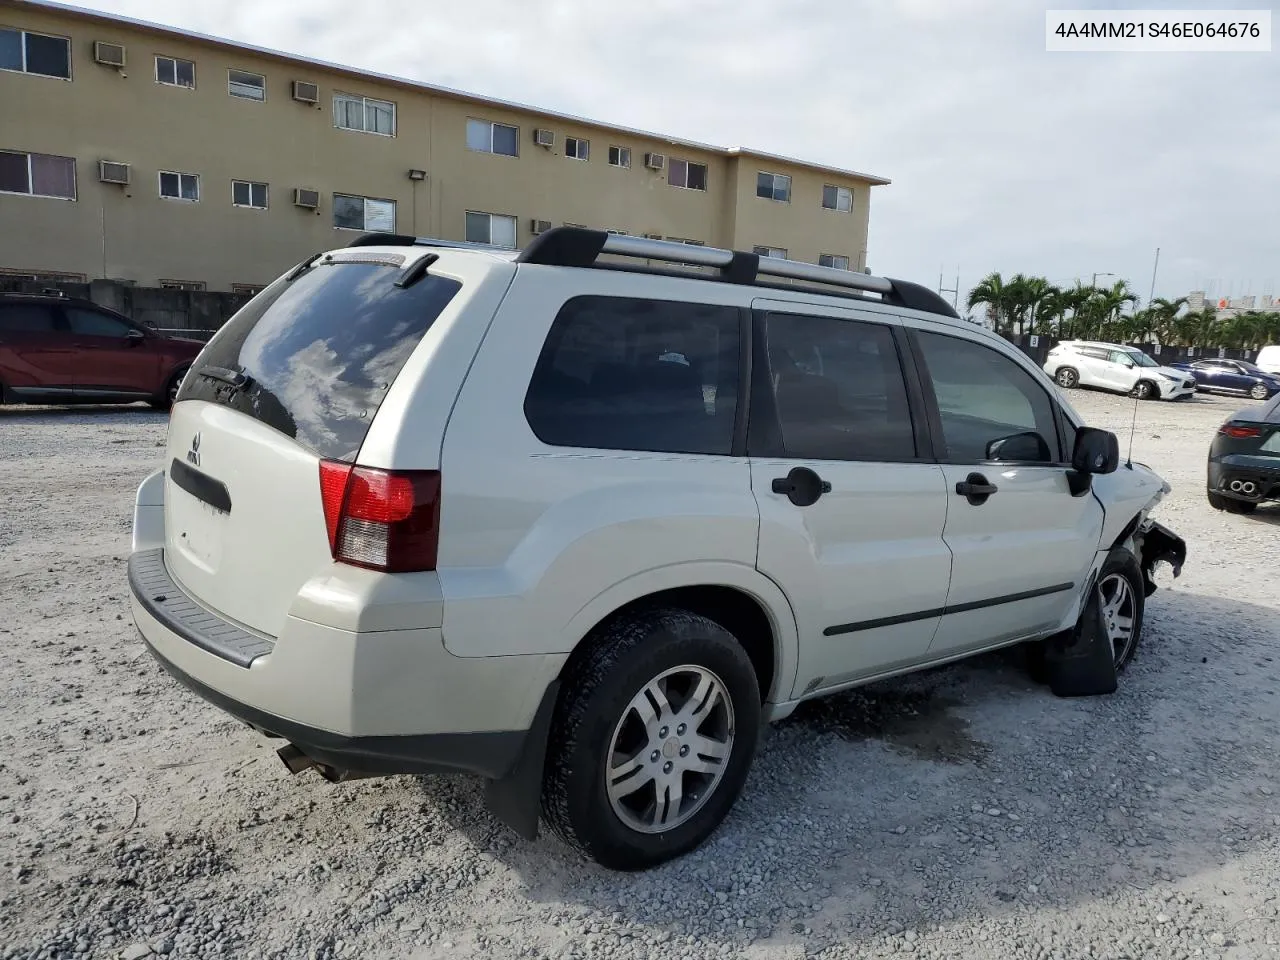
xmin=524 ymin=295 xmax=740 ymax=455
xmin=0 ymin=303 xmax=57 ymax=334
xmin=177 ymin=259 xmax=461 ymax=461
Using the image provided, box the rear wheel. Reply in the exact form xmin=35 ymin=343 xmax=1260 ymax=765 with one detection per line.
xmin=541 ymin=608 xmax=760 ymax=870
xmin=1251 ymin=383 xmax=1270 ymax=401
xmin=1130 ymin=380 xmax=1157 ymax=400
xmin=1055 ymin=367 xmax=1079 ymax=389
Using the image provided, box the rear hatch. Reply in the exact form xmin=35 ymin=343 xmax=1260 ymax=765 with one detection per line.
xmin=163 ymin=251 xmax=462 ymax=638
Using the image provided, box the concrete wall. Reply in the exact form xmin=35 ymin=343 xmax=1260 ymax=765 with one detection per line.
xmin=0 ymin=0 xmax=887 ymax=291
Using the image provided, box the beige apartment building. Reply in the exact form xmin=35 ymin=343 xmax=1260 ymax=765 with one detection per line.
xmin=0 ymin=0 xmax=888 ymax=293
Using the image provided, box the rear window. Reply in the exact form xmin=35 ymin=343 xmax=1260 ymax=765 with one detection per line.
xmin=177 ymin=258 xmax=461 ymax=461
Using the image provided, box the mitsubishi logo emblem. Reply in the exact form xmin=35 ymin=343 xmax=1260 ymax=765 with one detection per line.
xmin=187 ymin=432 xmax=201 ymax=467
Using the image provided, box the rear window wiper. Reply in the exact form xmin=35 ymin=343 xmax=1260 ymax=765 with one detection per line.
xmin=199 ymin=365 xmax=253 ymax=389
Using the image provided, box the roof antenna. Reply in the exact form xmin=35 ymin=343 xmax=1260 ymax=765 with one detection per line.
xmin=1125 ymin=388 xmax=1139 ymax=469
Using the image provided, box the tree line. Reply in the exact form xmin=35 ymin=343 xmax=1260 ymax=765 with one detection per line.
xmin=966 ymin=272 xmax=1280 ymax=351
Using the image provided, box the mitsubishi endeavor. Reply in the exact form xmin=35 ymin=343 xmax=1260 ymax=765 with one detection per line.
xmin=129 ymin=228 xmax=1186 ymax=870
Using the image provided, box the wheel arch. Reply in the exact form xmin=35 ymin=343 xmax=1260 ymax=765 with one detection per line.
xmin=558 ymin=564 xmax=800 ymax=706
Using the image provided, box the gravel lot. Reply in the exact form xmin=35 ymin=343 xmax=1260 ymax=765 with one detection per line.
xmin=2 ymin=388 xmax=1278 ymax=960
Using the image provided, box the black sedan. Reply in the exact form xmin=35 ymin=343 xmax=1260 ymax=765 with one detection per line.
xmin=1170 ymin=358 xmax=1280 ymax=401
xmin=1207 ymin=392 xmax=1280 ymax=514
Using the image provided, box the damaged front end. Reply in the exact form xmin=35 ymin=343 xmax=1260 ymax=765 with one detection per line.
xmin=1133 ymin=518 xmax=1186 ymax=598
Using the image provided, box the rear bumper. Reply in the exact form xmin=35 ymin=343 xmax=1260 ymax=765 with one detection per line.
xmin=1209 ymin=455 xmax=1280 ymax=502
xmin=128 ymin=547 xmax=565 ymax=779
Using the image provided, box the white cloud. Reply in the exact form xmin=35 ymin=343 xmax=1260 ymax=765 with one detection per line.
xmin=84 ymin=0 xmax=1280 ymax=305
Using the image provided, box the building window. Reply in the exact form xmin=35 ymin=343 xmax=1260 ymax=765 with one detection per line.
xmin=0 ymin=267 xmax=87 ymax=282
xmin=333 ymin=193 xmax=395 ymax=231
xmin=819 ymin=254 xmax=851 ymax=271
xmin=0 ymin=28 xmax=70 ymax=79
xmin=822 ymin=184 xmax=853 ymax=213
xmin=466 ymin=118 xmax=519 ymax=157
xmin=666 ymin=237 xmax=705 ymax=246
xmin=756 ymin=172 xmax=791 ymax=203
xmin=228 ymin=68 xmax=265 ymax=100
xmin=753 ymin=246 xmax=787 ymax=259
xmin=565 ymin=136 xmax=589 ymax=161
xmin=159 ymin=171 xmax=199 ymax=201
xmin=155 ymin=55 xmax=195 ymax=88
xmin=159 ymin=279 xmax=206 ymax=292
xmin=668 ymin=159 xmax=707 ymax=191
xmin=464 ymin=211 xmax=517 ymax=248
xmin=0 ymin=150 xmax=76 ymax=200
xmin=232 ymin=180 xmax=268 ymax=209
xmin=231 ymin=283 xmax=266 ymax=296
xmin=608 ymin=146 xmax=631 ymax=169
xmin=333 ymin=93 xmax=395 ymax=136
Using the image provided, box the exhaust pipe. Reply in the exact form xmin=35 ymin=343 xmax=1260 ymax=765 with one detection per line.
xmin=1242 ymin=481 xmax=1257 ymax=496
xmin=1229 ymin=480 xmax=1244 ymax=492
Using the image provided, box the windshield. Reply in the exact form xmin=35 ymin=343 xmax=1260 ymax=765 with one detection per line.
xmin=1129 ymin=351 xmax=1159 ymax=368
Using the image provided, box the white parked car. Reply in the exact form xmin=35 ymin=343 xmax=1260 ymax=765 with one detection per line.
xmin=1044 ymin=340 xmax=1197 ymax=401
xmin=129 ymin=229 xmax=1186 ymax=870
xmin=1256 ymin=344 xmax=1280 ymax=376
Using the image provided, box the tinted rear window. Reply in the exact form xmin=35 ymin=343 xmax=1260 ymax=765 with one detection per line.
xmin=177 ymin=259 xmax=461 ymax=461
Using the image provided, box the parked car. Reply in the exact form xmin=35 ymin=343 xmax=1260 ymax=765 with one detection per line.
xmin=1256 ymin=345 xmax=1280 ymax=376
xmin=1043 ymin=340 xmax=1197 ymax=401
xmin=128 ymin=228 xmax=1186 ymax=870
xmin=1207 ymin=391 xmax=1280 ymax=514
xmin=0 ymin=292 xmax=202 ymax=408
xmin=1168 ymin=358 xmax=1280 ymax=401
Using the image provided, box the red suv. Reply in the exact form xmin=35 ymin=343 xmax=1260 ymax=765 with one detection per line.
xmin=0 ymin=293 xmax=204 ymax=409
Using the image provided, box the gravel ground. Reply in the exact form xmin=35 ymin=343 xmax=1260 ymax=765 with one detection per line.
xmin=1 ymin=388 xmax=1278 ymax=960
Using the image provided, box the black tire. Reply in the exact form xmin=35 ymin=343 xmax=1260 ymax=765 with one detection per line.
xmin=150 ymin=366 xmax=189 ymax=411
xmin=1250 ymin=383 xmax=1270 ymax=401
xmin=541 ymin=608 xmax=761 ymax=870
xmin=1130 ymin=380 xmax=1157 ymax=400
xmin=1055 ymin=367 xmax=1079 ymax=389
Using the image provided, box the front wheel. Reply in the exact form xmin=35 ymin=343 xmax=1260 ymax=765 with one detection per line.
xmin=1251 ymin=383 xmax=1270 ymax=401
xmin=1129 ymin=380 xmax=1157 ymax=400
xmin=150 ymin=366 xmax=188 ymax=411
xmin=541 ymin=608 xmax=760 ymax=870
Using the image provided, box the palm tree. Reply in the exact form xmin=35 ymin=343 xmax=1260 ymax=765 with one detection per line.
xmin=967 ymin=273 xmax=1015 ymax=334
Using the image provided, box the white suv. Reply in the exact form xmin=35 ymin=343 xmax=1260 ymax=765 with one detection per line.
xmin=1044 ymin=340 xmax=1197 ymax=401
xmin=129 ymin=229 xmax=1186 ymax=870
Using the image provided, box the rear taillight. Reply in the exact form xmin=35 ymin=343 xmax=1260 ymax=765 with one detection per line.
xmin=1220 ymin=424 xmax=1262 ymax=439
xmin=318 ymin=460 xmax=441 ymax=572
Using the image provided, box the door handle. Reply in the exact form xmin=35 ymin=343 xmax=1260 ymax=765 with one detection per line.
xmin=772 ymin=466 xmax=831 ymax=507
xmin=955 ymin=472 xmax=998 ymax=506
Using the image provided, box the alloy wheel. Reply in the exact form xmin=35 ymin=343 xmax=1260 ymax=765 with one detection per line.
xmin=605 ymin=665 xmax=735 ymax=835
xmin=1098 ymin=573 xmax=1137 ymax=667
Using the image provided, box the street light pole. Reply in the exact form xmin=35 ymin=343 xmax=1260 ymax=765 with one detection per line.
xmin=1091 ymin=271 xmax=1116 ymax=288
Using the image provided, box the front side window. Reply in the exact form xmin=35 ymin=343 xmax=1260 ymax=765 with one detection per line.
xmin=333 ymin=193 xmax=395 ymax=231
xmin=232 ymin=179 xmax=268 ymax=209
xmin=334 ymin=94 xmax=395 ymax=135
xmin=668 ymin=158 xmax=708 ymax=191
xmin=466 ymin=118 xmax=519 ymax=156
xmin=0 ymin=150 xmax=76 ymax=199
xmin=765 ymin=313 xmax=916 ymax=462
xmin=155 ymin=55 xmax=195 ymax=88
xmin=66 ymin=307 xmax=133 ymax=337
xmin=159 ymin=171 xmax=199 ymax=201
xmin=822 ymin=184 xmax=853 ymax=212
xmin=0 ymin=29 xmax=70 ymax=79
xmin=565 ymin=136 xmax=589 ymax=160
xmin=228 ymin=68 xmax=265 ymax=100
xmin=464 ymin=211 xmax=517 ymax=248
xmin=915 ymin=331 xmax=1061 ymax=463
xmin=756 ymin=171 xmax=791 ymax=202
xmin=524 ymin=296 xmax=740 ymax=455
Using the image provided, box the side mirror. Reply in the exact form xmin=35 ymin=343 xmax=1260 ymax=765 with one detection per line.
xmin=126 ymin=329 xmax=146 ymax=342
xmin=985 ymin=431 xmax=1051 ymax=463
xmin=1072 ymin=427 xmax=1119 ymax=476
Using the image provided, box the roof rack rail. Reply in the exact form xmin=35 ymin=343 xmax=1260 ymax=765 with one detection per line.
xmin=515 ymin=227 xmax=958 ymax=318
xmin=347 ymin=232 xmax=510 ymax=253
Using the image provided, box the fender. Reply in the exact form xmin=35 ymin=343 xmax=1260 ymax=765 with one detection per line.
xmin=1133 ymin=519 xmax=1186 ymax=597
xmin=559 ymin=560 xmax=801 ymax=705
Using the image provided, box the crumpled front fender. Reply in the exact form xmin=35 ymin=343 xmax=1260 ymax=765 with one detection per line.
xmin=1134 ymin=519 xmax=1186 ymax=598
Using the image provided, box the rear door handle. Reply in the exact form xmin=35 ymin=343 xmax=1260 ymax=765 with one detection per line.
xmin=772 ymin=466 xmax=831 ymax=507
xmin=955 ymin=472 xmax=998 ymax=506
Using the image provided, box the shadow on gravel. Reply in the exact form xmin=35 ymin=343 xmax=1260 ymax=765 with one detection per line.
xmin=417 ymin=587 xmax=1280 ymax=955
xmin=0 ymin=403 xmax=164 ymax=421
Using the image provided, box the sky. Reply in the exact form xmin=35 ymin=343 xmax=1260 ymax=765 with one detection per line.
xmin=79 ymin=0 xmax=1280 ymax=312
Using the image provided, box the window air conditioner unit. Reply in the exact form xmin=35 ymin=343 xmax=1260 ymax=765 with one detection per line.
xmin=531 ymin=219 xmax=553 ymax=235
xmin=292 ymin=80 xmax=320 ymax=104
xmin=93 ymin=41 xmax=126 ymax=67
xmin=293 ymin=188 xmax=320 ymax=209
xmin=643 ymin=233 xmax=663 ymax=240
xmin=98 ymin=160 xmax=131 ymax=185
xmin=644 ymin=152 xmax=665 ymax=170
xmin=533 ymin=128 xmax=554 ymax=148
